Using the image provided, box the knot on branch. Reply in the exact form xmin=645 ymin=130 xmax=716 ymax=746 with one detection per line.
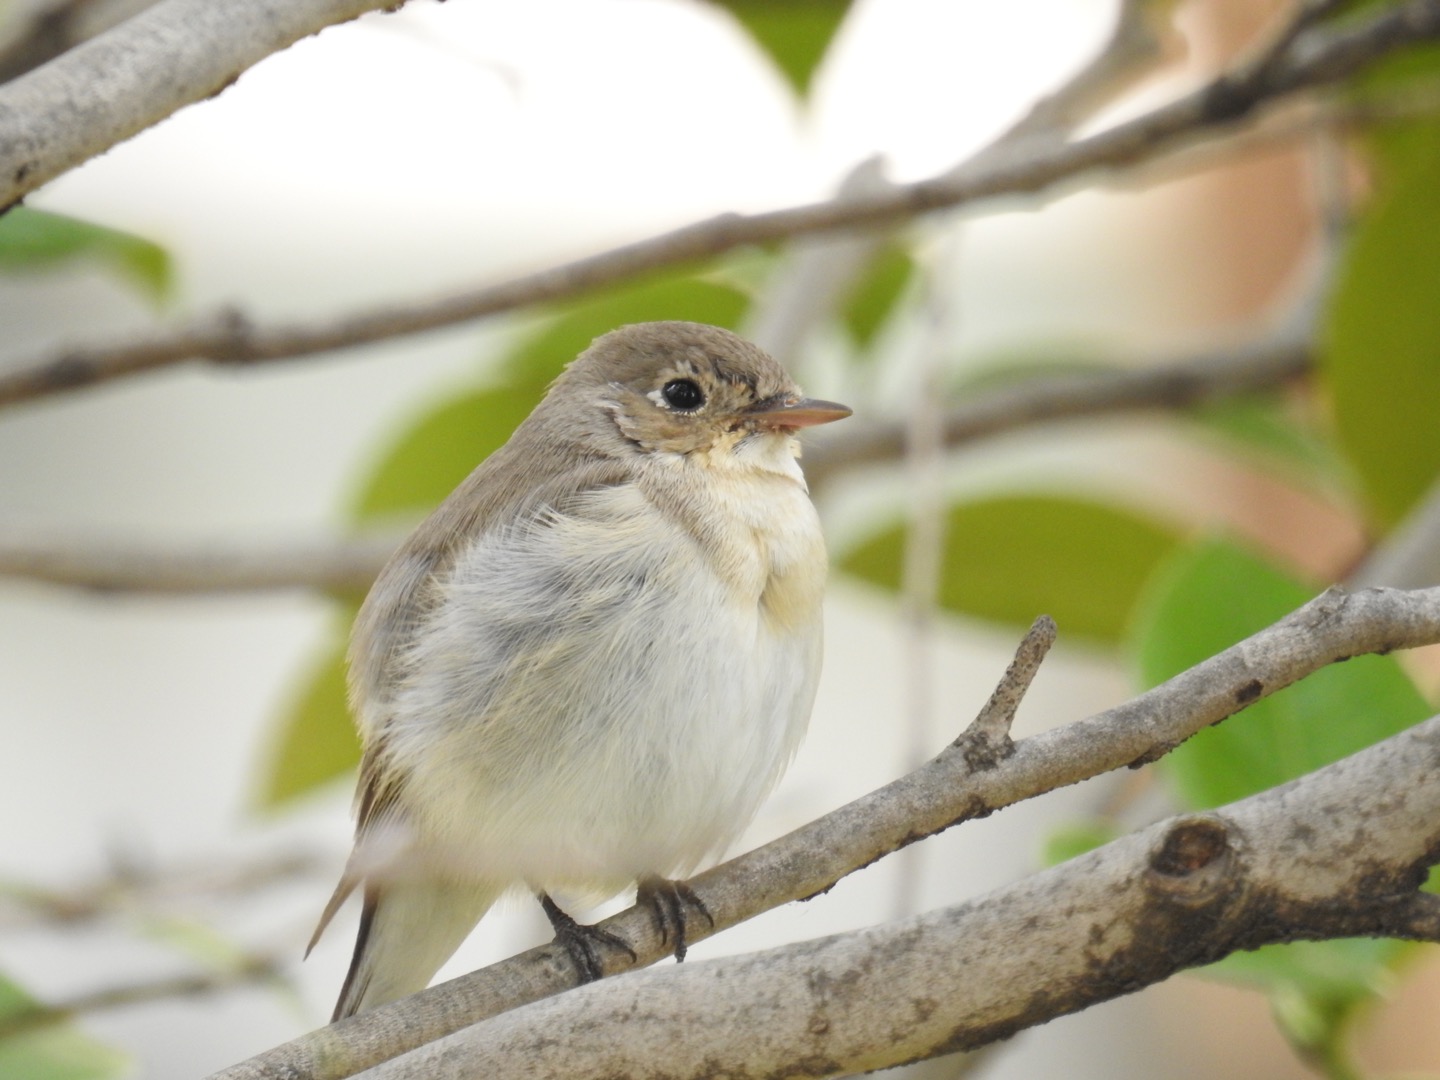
xmin=209 ymin=307 xmax=259 ymax=365
xmin=1144 ymin=815 xmax=1239 ymax=909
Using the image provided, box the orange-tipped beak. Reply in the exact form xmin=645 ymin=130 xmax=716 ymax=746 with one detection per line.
xmin=746 ymin=395 xmax=852 ymax=430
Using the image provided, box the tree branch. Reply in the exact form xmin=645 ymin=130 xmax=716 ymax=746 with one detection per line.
xmin=0 ymin=523 xmax=401 ymax=595
xmin=0 ymin=0 xmax=1431 ymax=409
xmin=0 ymin=0 xmax=162 ymax=84
xmin=208 ymin=584 xmax=1440 ymax=1080
xmin=0 ymin=0 xmax=401 ymax=211
xmin=801 ymin=332 xmax=1312 ymax=489
xmin=0 ymin=334 xmax=1310 ymax=596
xmin=0 ymin=848 xmax=330 ymax=929
xmin=0 ymin=953 xmax=287 ymax=1039
xmin=354 ymin=716 xmax=1440 ymax=1080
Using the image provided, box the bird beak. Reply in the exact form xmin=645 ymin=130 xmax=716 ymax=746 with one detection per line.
xmin=746 ymin=395 xmax=852 ymax=431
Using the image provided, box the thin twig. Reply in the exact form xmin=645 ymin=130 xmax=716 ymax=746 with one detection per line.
xmin=0 ymin=0 xmax=1433 ymax=409
xmin=801 ymin=333 xmax=1312 ymax=489
xmin=0 ymin=954 xmax=287 ymax=1039
xmin=962 ymin=614 xmax=1057 ymax=750
xmin=0 ymin=848 xmax=332 ymax=928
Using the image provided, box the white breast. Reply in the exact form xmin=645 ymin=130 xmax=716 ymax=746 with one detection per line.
xmin=378 ymin=464 xmax=827 ymax=895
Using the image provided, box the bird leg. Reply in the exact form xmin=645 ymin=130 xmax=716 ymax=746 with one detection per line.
xmin=637 ymin=875 xmax=714 ymax=963
xmin=538 ymin=892 xmax=636 ymax=982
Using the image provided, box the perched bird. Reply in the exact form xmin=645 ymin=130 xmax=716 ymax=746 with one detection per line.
xmin=310 ymin=320 xmax=850 ymax=1020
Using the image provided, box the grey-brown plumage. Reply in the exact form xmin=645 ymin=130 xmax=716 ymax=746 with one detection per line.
xmin=311 ymin=321 xmax=849 ymax=1019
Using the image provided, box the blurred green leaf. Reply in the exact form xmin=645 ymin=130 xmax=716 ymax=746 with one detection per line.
xmin=0 ymin=206 xmax=173 ymax=304
xmin=0 ymin=970 xmax=128 ymax=1080
xmin=841 ymin=243 xmax=915 ymax=350
xmin=839 ymin=494 xmax=1181 ymax=644
xmin=1134 ymin=539 xmax=1429 ymax=809
xmin=1323 ymin=128 xmax=1440 ymax=528
xmin=1040 ymin=819 xmax=1120 ymax=867
xmin=133 ymin=914 xmax=250 ymax=971
xmin=1188 ymin=396 xmax=1350 ymax=494
xmin=254 ymin=620 xmax=360 ymax=811
xmin=351 ymin=385 xmax=542 ymax=523
xmin=352 ymin=275 xmax=748 ymax=522
xmin=713 ymin=0 xmax=852 ymax=95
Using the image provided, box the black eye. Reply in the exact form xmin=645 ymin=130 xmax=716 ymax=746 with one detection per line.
xmin=661 ymin=378 xmax=705 ymax=411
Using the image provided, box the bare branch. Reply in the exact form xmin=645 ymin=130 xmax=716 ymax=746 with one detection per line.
xmin=0 ymin=848 xmax=331 ymax=928
xmin=0 ymin=335 xmax=1309 ymax=596
xmin=0 ymin=0 xmax=161 ymax=83
xmin=209 ymin=584 xmax=1440 ymax=1080
xmin=1 ymin=0 xmax=1432 ymax=409
xmin=353 ymin=716 xmax=1440 ymax=1080
xmin=801 ymin=333 xmax=1312 ymax=489
xmin=961 ymin=614 xmax=1056 ymax=753
xmin=0 ymin=330 xmax=1307 ymax=598
xmin=0 ymin=953 xmax=286 ymax=1039
xmin=0 ymin=524 xmax=401 ymax=595
xmin=0 ymin=0 xmax=401 ymax=210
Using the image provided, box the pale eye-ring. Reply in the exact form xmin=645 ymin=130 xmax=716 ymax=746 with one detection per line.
xmin=661 ymin=378 xmax=705 ymax=411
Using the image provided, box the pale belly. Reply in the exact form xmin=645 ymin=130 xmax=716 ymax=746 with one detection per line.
xmin=377 ymin=479 xmax=825 ymax=893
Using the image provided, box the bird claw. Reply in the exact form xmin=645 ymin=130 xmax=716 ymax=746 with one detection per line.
xmin=539 ymin=892 xmax=635 ymax=982
xmin=637 ymin=875 xmax=714 ymax=963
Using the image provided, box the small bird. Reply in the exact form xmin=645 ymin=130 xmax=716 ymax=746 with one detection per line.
xmin=310 ymin=320 xmax=850 ymax=1020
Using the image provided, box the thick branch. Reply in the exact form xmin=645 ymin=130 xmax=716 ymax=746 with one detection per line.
xmin=355 ymin=715 xmax=1440 ymax=1079
xmin=0 ymin=0 xmax=399 ymax=210
xmin=209 ymin=584 xmax=1440 ymax=1080
xmin=0 ymin=0 xmax=1431 ymax=408
xmin=0 ymin=0 xmax=162 ymax=84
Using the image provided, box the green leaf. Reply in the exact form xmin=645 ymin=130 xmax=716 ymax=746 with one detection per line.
xmin=839 ymin=494 xmax=1181 ymax=644
xmin=1040 ymin=820 xmax=1120 ymax=867
xmin=0 ymin=970 xmax=129 ymax=1080
xmin=254 ymin=622 xmax=361 ymax=811
xmin=1188 ymin=396 xmax=1349 ymax=494
xmin=0 ymin=207 xmax=173 ymax=303
xmin=840 ymin=243 xmax=915 ymax=350
xmin=352 ymin=275 xmax=749 ymax=522
xmin=1132 ymin=539 xmax=1429 ymax=809
xmin=1322 ymin=136 xmax=1440 ymax=528
xmin=351 ymin=385 xmax=543 ymax=523
xmin=713 ymin=0 xmax=853 ymax=95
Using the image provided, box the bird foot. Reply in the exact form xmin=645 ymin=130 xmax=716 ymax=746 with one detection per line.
xmin=539 ymin=892 xmax=636 ymax=982
xmin=637 ymin=875 xmax=714 ymax=963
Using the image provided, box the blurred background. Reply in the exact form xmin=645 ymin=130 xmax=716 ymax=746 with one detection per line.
xmin=2 ymin=0 xmax=1438 ymax=1076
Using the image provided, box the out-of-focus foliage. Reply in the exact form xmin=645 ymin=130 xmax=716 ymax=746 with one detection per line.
xmin=841 ymin=494 xmax=1181 ymax=645
xmin=711 ymin=0 xmax=853 ymax=95
xmin=0 ymin=971 xmax=128 ymax=1080
xmin=0 ymin=207 xmax=173 ymax=303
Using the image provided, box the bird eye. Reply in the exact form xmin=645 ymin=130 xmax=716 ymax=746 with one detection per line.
xmin=661 ymin=378 xmax=705 ymax=411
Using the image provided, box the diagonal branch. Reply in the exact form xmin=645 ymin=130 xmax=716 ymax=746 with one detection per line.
xmin=0 ymin=0 xmax=401 ymax=210
xmin=207 ymin=584 xmax=1440 ymax=1080
xmin=0 ymin=0 xmax=1433 ymax=409
xmin=353 ymin=716 xmax=1440 ymax=1079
